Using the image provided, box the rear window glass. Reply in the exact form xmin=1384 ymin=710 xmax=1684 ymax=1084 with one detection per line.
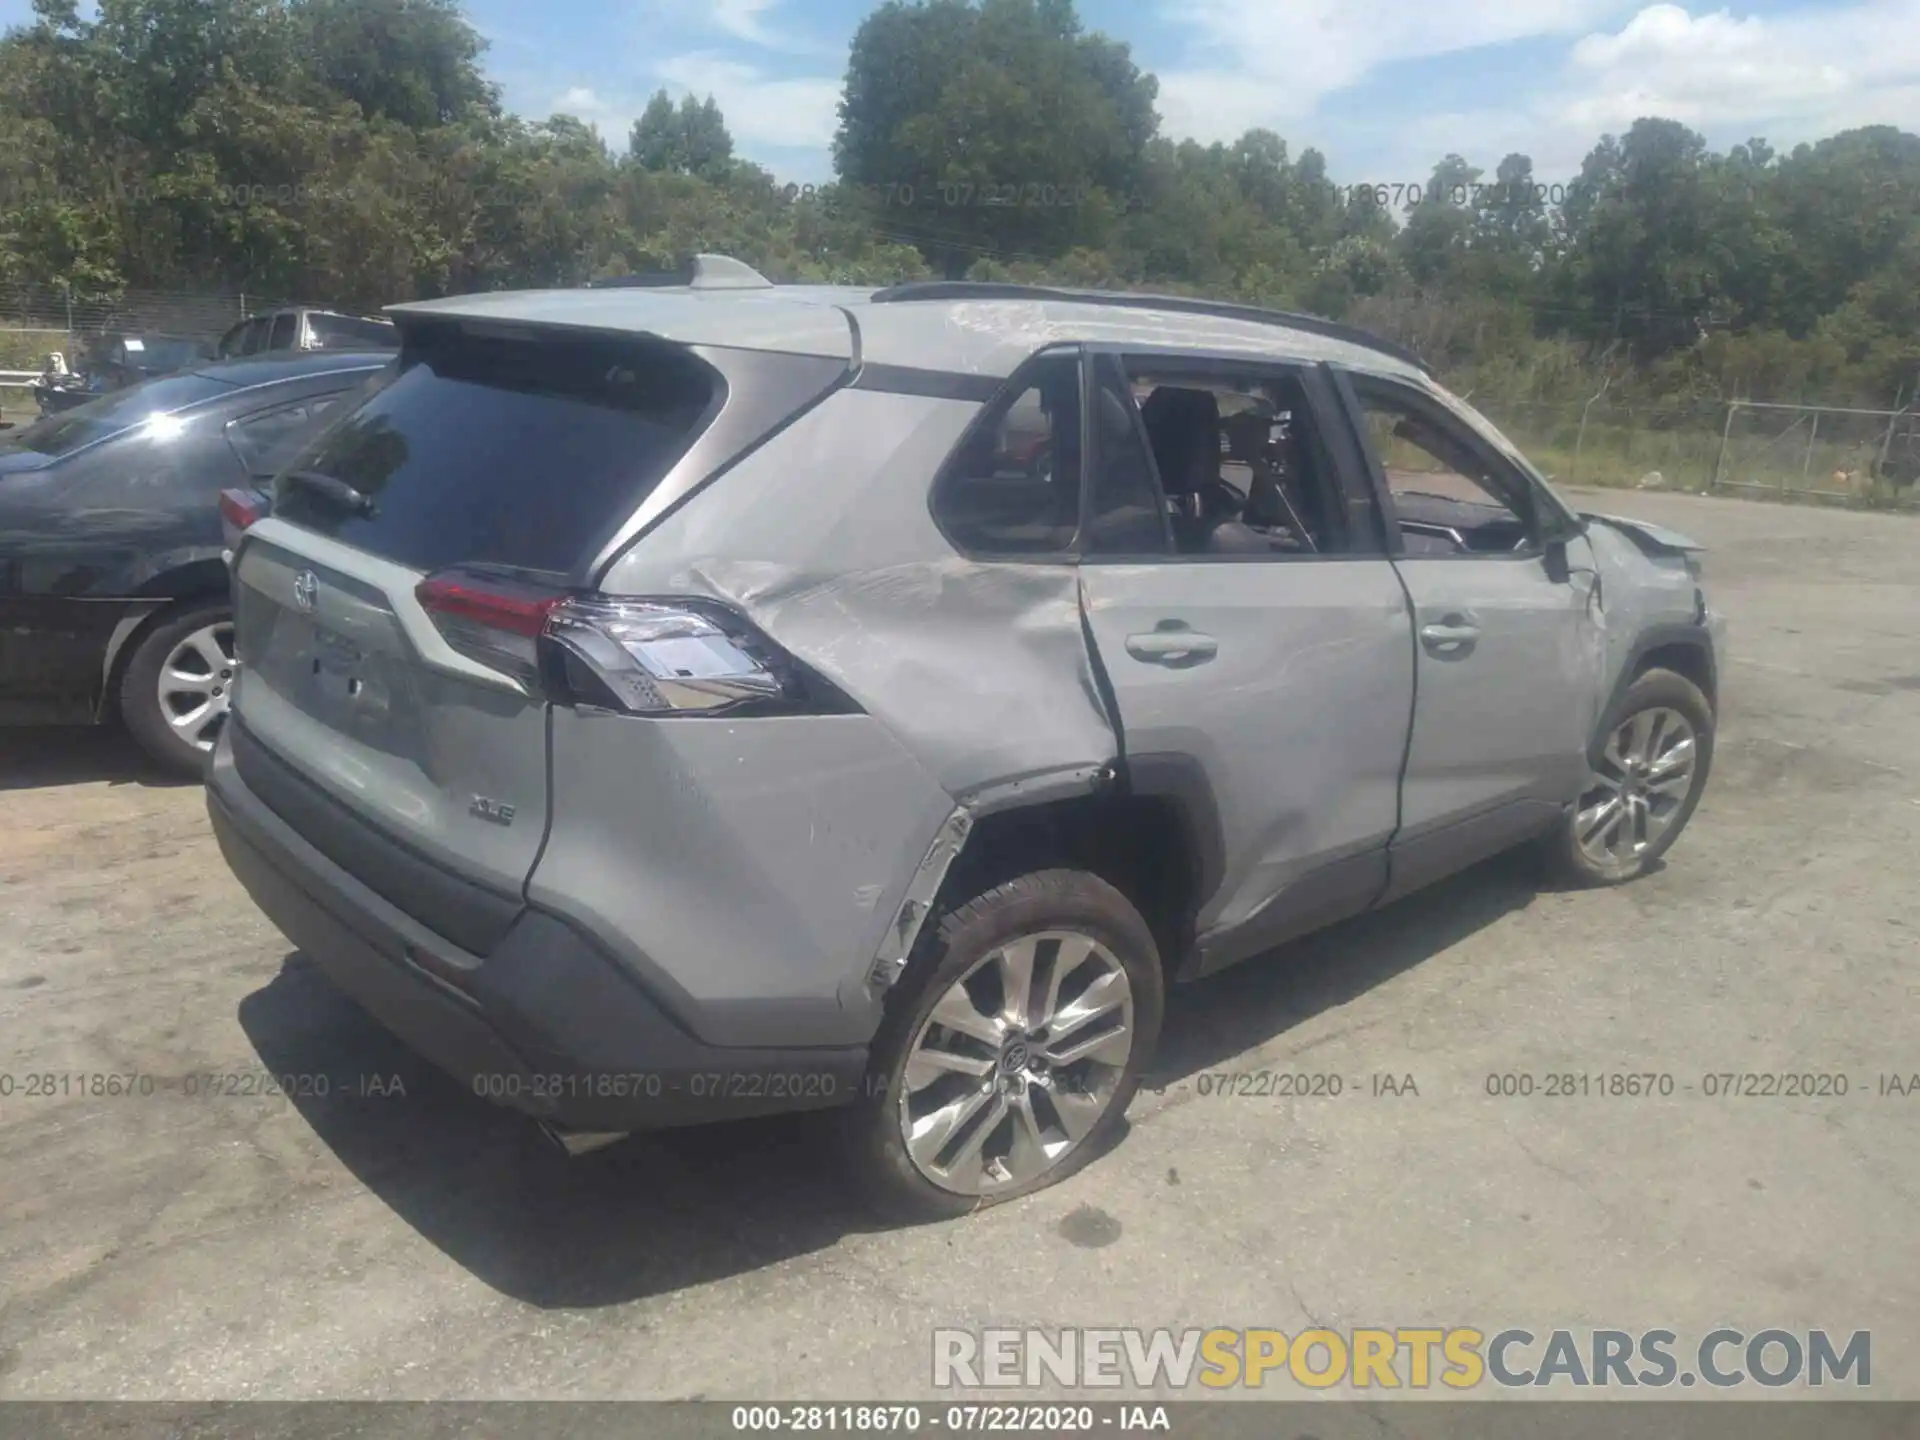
xmin=308 ymin=314 xmax=398 ymax=349
xmin=227 ymin=393 xmax=350 ymax=474
xmin=932 ymin=354 xmax=1082 ymax=555
xmin=139 ymin=339 xmax=212 ymax=370
xmin=0 ymin=373 xmax=233 ymax=458
xmin=273 ymin=327 xmax=719 ymax=574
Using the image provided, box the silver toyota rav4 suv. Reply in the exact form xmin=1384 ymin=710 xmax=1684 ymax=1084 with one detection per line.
xmin=208 ymin=255 xmax=1725 ymax=1220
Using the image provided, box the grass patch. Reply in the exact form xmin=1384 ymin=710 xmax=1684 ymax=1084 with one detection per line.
xmin=0 ymin=328 xmax=74 ymax=371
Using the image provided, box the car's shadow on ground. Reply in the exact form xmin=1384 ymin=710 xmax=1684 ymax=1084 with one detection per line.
xmin=1148 ymin=847 xmax=1547 ymax=1085
xmin=0 ymin=725 xmax=193 ymax=791
xmin=238 ymin=846 xmax=1547 ymax=1309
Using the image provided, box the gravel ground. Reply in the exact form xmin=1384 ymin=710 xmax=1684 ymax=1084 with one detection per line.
xmin=1 ymin=488 xmax=1916 ymax=1402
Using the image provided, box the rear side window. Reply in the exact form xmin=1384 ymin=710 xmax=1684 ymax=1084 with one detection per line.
xmin=274 ymin=327 xmax=719 ymax=574
xmin=308 ymin=314 xmax=398 ymax=350
xmin=227 ymin=393 xmax=347 ymax=475
xmin=239 ymin=319 xmax=269 ymax=356
xmin=267 ymin=313 xmax=297 ymax=350
xmin=932 ymin=354 xmax=1082 ymax=556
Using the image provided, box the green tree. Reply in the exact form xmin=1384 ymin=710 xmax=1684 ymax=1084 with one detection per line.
xmin=627 ymin=89 xmax=735 ymax=181
xmin=294 ymin=0 xmax=495 ymax=129
xmin=834 ymin=0 xmax=1156 ymax=276
xmin=1553 ymin=118 xmax=1734 ymax=357
xmin=1399 ymin=154 xmax=1480 ymax=287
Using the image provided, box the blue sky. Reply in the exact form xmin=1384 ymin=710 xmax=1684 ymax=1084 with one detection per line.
xmin=9 ymin=0 xmax=1918 ymax=185
xmin=465 ymin=0 xmax=1920 ymax=185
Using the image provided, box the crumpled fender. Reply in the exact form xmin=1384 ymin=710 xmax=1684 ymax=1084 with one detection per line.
xmin=1581 ymin=512 xmax=1706 ymax=558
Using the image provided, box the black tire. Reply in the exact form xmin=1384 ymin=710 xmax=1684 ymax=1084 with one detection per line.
xmin=117 ymin=599 xmax=235 ymax=777
xmin=1547 ymin=666 xmax=1714 ymax=887
xmin=847 ymin=868 xmax=1164 ymax=1223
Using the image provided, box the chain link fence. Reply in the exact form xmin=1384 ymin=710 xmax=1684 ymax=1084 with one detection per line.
xmin=0 ymin=282 xmax=287 ymax=340
xmin=1709 ymin=400 xmax=1920 ymax=509
xmin=1472 ymin=397 xmax=1730 ymax=493
xmin=0 ymin=284 xmax=293 ymax=413
xmin=1472 ymin=394 xmax=1920 ymax=509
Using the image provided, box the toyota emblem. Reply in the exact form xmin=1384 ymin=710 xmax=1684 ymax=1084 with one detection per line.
xmin=293 ymin=569 xmax=319 ymax=613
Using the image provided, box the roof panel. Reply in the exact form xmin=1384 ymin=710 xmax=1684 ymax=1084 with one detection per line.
xmin=377 ymin=282 xmax=1426 ymax=383
xmin=386 ymin=288 xmax=857 ymax=360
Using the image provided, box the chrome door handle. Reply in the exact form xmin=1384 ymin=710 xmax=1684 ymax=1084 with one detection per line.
xmin=1419 ymin=621 xmax=1481 ymax=652
xmin=1125 ymin=630 xmax=1219 ymax=663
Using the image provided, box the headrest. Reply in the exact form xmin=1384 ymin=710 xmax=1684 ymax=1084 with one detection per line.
xmin=1140 ymin=386 xmax=1219 ymax=435
xmin=1139 ymin=387 xmax=1221 ymax=496
xmin=1220 ymin=411 xmax=1273 ymax=463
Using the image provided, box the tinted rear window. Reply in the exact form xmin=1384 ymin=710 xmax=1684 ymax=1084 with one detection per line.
xmin=273 ymin=327 xmax=719 ymax=574
xmin=138 ymin=339 xmax=212 ymax=370
xmin=0 ymin=373 xmax=234 ymax=458
xmin=308 ymin=314 xmax=398 ymax=349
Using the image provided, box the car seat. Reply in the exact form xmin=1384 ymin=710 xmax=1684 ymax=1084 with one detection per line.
xmin=1138 ymin=387 xmax=1271 ymax=554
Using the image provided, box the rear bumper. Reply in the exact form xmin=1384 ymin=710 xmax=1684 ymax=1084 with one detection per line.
xmin=206 ymin=733 xmax=869 ymax=1132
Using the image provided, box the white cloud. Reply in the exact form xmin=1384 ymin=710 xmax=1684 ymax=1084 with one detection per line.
xmin=632 ymin=0 xmax=838 ymax=58
xmin=654 ymin=52 xmax=843 ymax=150
xmin=554 ymin=85 xmax=606 ymax=114
xmin=1558 ymin=0 xmax=1920 ymax=134
xmin=546 ymin=52 xmax=840 ymax=169
xmin=548 ymin=85 xmax=637 ymax=141
xmin=712 ymin=0 xmax=781 ymax=46
xmin=1155 ymin=0 xmax=1920 ymax=185
xmin=1156 ymin=0 xmax=1622 ymax=140
xmin=1396 ymin=0 xmax=1920 ymax=181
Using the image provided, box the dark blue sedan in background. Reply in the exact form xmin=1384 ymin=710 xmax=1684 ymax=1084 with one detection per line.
xmin=1 ymin=349 xmax=389 ymax=773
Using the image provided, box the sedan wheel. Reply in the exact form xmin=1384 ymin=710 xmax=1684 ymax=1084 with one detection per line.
xmin=157 ymin=620 xmax=238 ymax=754
xmin=119 ymin=601 xmax=238 ymax=776
xmin=899 ymin=929 xmax=1135 ymax=1197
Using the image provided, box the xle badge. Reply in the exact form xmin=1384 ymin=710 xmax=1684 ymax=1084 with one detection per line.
xmin=469 ymin=796 xmax=516 ymax=826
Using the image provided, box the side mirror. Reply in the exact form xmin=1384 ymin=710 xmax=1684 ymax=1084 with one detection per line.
xmin=1542 ymin=537 xmax=1572 ymax=584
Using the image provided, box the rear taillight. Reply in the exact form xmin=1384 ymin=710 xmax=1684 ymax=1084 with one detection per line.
xmin=416 ymin=566 xmax=568 ymax=689
xmin=414 ymin=568 xmax=854 ymax=716
xmin=219 ymin=487 xmax=263 ymax=532
xmin=546 ymin=597 xmax=794 ymax=714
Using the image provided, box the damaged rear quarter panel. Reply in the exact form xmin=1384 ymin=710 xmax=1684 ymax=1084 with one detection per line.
xmin=532 ymin=707 xmax=957 ymax=1047
xmin=598 ymin=389 xmax=1119 ymax=799
xmin=588 ymin=388 xmax=1120 ymax=1033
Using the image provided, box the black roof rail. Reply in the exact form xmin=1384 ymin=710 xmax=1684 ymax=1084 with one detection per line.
xmin=866 ymin=280 xmax=1431 ymax=375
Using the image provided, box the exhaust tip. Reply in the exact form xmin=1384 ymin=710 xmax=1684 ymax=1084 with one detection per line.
xmin=538 ymin=1123 xmax=629 ymax=1158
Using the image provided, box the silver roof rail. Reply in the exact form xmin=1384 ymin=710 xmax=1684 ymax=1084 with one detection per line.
xmin=868 ymin=280 xmax=1432 ymax=375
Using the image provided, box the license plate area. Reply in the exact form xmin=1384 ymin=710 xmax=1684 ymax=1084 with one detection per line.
xmin=307 ymin=623 xmax=392 ymax=720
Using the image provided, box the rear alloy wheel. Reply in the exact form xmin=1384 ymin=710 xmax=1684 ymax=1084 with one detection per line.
xmin=119 ymin=602 xmax=237 ymax=776
xmin=1549 ymin=666 xmax=1714 ymax=886
xmin=849 ymin=869 xmax=1163 ymax=1222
